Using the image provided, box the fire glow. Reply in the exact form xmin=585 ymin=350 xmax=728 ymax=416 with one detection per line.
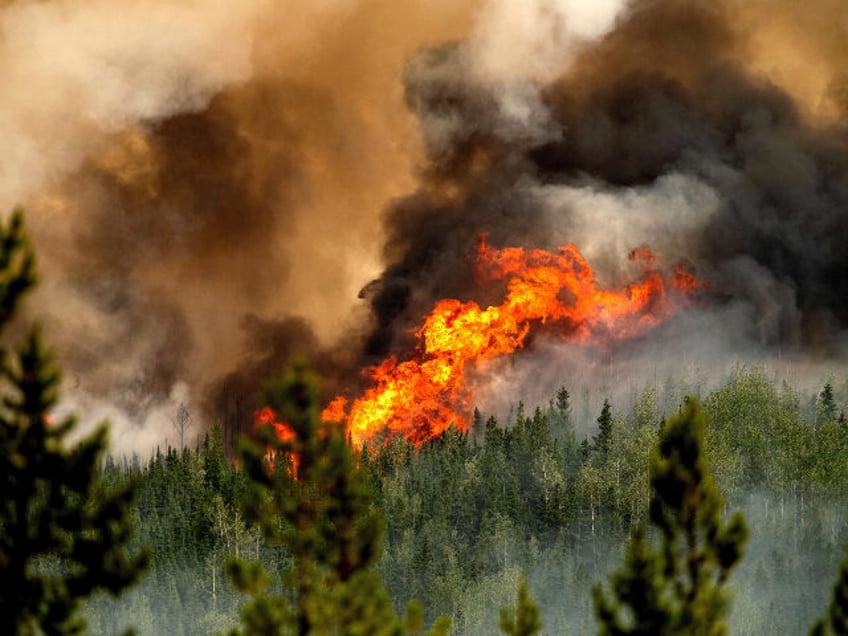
xmin=257 ymin=236 xmax=707 ymax=449
xmin=253 ymin=405 xmax=298 ymax=474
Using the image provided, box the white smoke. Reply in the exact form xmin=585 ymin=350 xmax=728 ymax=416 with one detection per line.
xmin=536 ymin=173 xmax=722 ymax=272
xmin=0 ymin=0 xmax=266 ymax=208
xmin=464 ymin=0 xmax=629 ymax=165
xmin=470 ymin=0 xmax=627 ymax=82
xmin=61 ymin=381 xmax=194 ymax=459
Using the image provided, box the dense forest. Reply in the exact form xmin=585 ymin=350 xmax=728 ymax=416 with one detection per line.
xmin=7 ymin=0 xmax=848 ymax=633
xmin=1 ymin=211 xmax=847 ymax=634
xmin=81 ymin=367 xmax=848 ymax=635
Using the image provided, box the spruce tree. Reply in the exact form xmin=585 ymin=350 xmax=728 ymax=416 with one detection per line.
xmin=0 ymin=210 xmax=148 ymax=635
xmin=550 ymin=386 xmax=576 ymax=455
xmin=593 ymin=399 xmax=613 ymax=456
xmin=811 ymin=547 xmax=848 ymax=635
xmin=593 ymin=397 xmax=748 ymax=635
xmin=579 ymin=437 xmax=591 ymax=463
xmin=500 ymin=578 xmax=542 ymax=636
xmin=555 ymin=386 xmax=571 ymax=418
xmin=227 ymin=363 xmax=449 ymax=635
xmin=818 ymin=383 xmax=838 ymax=425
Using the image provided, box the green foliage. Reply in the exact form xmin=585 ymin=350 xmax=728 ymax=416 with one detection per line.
xmin=499 ymin=578 xmax=542 ymax=636
xmin=227 ymin=364 xmax=448 ymax=635
xmin=811 ymin=546 xmax=848 ymax=635
xmin=82 ymin=371 xmax=848 ymax=634
xmin=818 ymin=383 xmax=838 ymax=426
xmin=593 ymin=398 xmax=748 ymax=635
xmin=86 ymin=428 xmax=251 ymax=636
xmin=593 ymin=399 xmax=614 ymax=456
xmin=0 ymin=210 xmax=148 ymax=635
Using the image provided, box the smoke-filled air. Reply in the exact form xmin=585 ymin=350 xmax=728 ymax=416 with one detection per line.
xmin=2 ymin=0 xmax=847 ymax=453
xmin=5 ymin=0 xmax=848 ymax=634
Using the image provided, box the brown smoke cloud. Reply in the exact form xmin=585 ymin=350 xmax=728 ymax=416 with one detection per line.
xmin=734 ymin=0 xmax=848 ymax=122
xmin=3 ymin=0 xmax=480 ymax=453
xmin=5 ymin=0 xmax=848 ymax=452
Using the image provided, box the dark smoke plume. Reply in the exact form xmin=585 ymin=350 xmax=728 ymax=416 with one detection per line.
xmin=6 ymin=0 xmax=848 ymax=451
xmin=364 ymin=0 xmax=848 ymax=365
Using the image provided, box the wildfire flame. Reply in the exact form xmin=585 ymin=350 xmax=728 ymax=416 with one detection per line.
xmin=253 ymin=405 xmax=298 ymax=474
xmin=259 ymin=236 xmax=708 ymax=452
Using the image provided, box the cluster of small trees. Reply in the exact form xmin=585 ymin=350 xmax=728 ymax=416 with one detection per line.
xmin=3 ymin=211 xmax=848 ymax=635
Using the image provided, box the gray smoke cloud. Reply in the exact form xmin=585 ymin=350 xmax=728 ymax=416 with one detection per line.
xmin=357 ymin=0 xmax=848 ymax=422
xmin=5 ymin=0 xmax=848 ymax=453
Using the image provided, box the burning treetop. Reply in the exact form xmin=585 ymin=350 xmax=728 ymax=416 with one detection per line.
xmin=313 ymin=236 xmax=706 ymax=447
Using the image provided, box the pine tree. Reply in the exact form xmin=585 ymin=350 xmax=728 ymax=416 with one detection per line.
xmin=818 ymin=383 xmax=838 ymax=425
xmin=593 ymin=397 xmax=748 ymax=635
xmin=0 ymin=210 xmax=148 ymax=635
xmin=579 ymin=437 xmax=591 ymax=464
xmin=500 ymin=578 xmax=542 ymax=636
xmin=810 ymin=547 xmax=848 ymax=635
xmin=227 ymin=363 xmax=449 ymax=635
xmin=555 ymin=386 xmax=571 ymax=418
xmin=593 ymin=399 xmax=614 ymax=456
xmin=550 ymin=386 xmax=576 ymax=458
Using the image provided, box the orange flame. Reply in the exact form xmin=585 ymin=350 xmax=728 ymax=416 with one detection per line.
xmin=255 ymin=237 xmax=707 ymax=452
xmin=321 ymin=396 xmax=348 ymax=424
xmin=253 ymin=406 xmax=298 ymax=475
xmin=329 ymin=236 xmax=707 ymax=447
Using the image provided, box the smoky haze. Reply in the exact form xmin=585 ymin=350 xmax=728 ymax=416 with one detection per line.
xmin=362 ymin=0 xmax=848 ymax=417
xmin=2 ymin=0 xmax=848 ymax=453
xmin=1 ymin=0 xmax=480 ymax=453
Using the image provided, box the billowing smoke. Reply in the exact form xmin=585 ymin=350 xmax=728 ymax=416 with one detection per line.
xmin=4 ymin=0 xmax=848 ymax=452
xmin=365 ymin=1 xmax=848 ymax=379
xmin=2 ymin=0 xmax=480 ymax=453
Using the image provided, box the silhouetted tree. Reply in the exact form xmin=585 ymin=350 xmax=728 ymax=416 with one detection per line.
xmin=818 ymin=383 xmax=838 ymax=425
xmin=172 ymin=402 xmax=192 ymax=452
xmin=594 ymin=399 xmax=614 ymax=456
xmin=0 ymin=210 xmax=148 ymax=635
xmin=555 ymin=386 xmax=572 ymax=418
xmin=811 ymin=546 xmax=848 ymax=635
xmin=594 ymin=398 xmax=748 ymax=635
xmin=227 ymin=363 xmax=449 ymax=635
xmin=500 ymin=578 xmax=542 ymax=636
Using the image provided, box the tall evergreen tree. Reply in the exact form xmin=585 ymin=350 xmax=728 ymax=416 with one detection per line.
xmin=593 ymin=398 xmax=748 ymax=635
xmin=227 ymin=363 xmax=449 ymax=635
xmin=550 ymin=386 xmax=576 ymax=458
xmin=593 ymin=399 xmax=614 ymax=456
xmin=0 ymin=210 xmax=148 ymax=635
xmin=555 ymin=387 xmax=571 ymax=418
xmin=811 ymin=547 xmax=848 ymax=635
xmin=818 ymin=383 xmax=838 ymax=425
xmin=500 ymin=578 xmax=542 ymax=636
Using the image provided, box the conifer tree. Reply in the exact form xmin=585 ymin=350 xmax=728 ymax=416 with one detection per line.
xmin=593 ymin=398 xmax=748 ymax=635
xmin=550 ymin=386 xmax=576 ymax=457
xmin=227 ymin=363 xmax=449 ymax=635
xmin=818 ymin=383 xmax=838 ymax=425
xmin=555 ymin=386 xmax=571 ymax=418
xmin=579 ymin=437 xmax=591 ymax=463
xmin=0 ymin=210 xmax=148 ymax=635
xmin=593 ymin=399 xmax=614 ymax=456
xmin=810 ymin=547 xmax=848 ymax=635
xmin=500 ymin=578 xmax=542 ymax=636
